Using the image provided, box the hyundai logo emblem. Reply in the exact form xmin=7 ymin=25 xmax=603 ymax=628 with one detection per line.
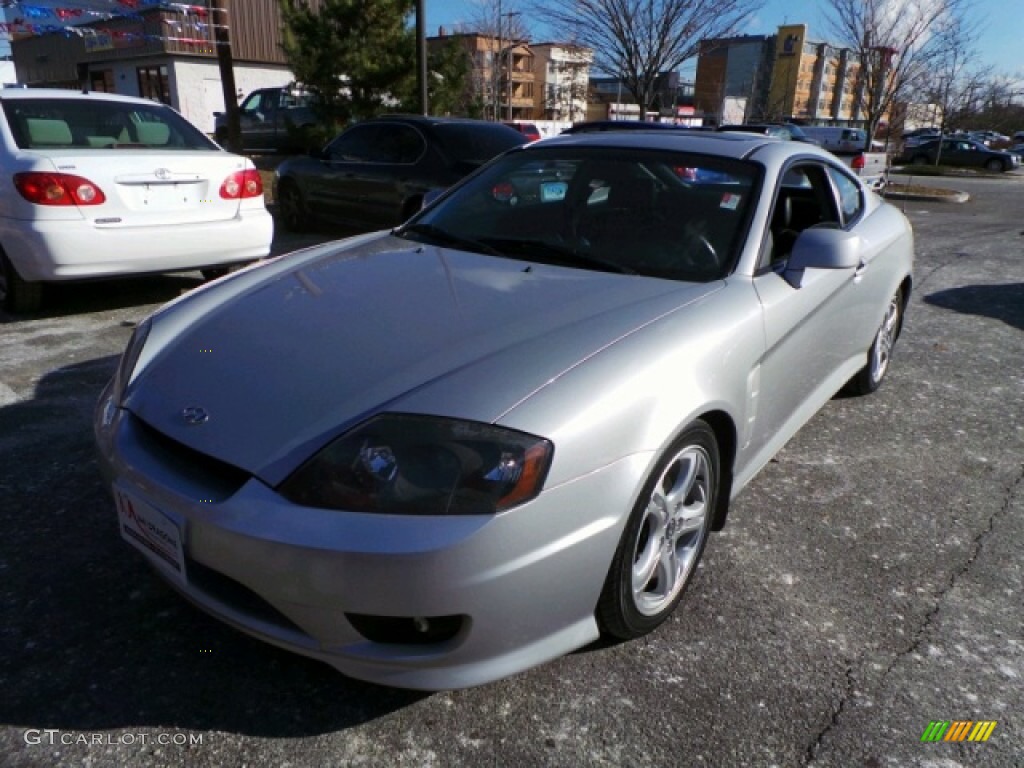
xmin=155 ymin=168 xmax=172 ymax=180
xmin=181 ymin=406 xmax=209 ymax=425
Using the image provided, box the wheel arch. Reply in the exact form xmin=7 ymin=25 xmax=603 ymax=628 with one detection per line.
xmin=896 ymin=273 xmax=912 ymax=342
xmin=697 ymin=409 xmax=737 ymax=531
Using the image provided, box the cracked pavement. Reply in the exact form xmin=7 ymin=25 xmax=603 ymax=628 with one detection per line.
xmin=0 ymin=175 xmax=1021 ymax=767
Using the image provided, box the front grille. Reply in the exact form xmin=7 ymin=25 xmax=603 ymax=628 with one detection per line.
xmin=132 ymin=414 xmax=250 ymax=499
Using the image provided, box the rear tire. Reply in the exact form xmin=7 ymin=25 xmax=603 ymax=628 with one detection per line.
xmin=597 ymin=421 xmax=718 ymax=640
xmin=202 ymin=261 xmax=253 ymax=281
xmin=0 ymin=253 xmax=43 ymax=314
xmin=277 ymin=180 xmax=309 ymax=232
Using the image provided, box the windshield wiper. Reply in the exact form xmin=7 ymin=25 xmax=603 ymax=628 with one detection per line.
xmin=397 ymin=223 xmax=504 ymax=257
xmin=483 ymin=237 xmax=636 ymax=275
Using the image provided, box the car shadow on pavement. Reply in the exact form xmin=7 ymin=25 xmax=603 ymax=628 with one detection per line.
xmin=0 ymin=357 xmax=427 ymax=739
xmin=924 ymin=282 xmax=1024 ymax=331
xmin=0 ymin=275 xmax=204 ymax=324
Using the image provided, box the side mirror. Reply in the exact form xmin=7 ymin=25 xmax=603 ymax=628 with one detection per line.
xmin=784 ymin=227 xmax=862 ymax=288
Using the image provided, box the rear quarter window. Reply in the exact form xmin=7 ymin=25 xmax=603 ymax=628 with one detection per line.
xmin=434 ymin=124 xmax=526 ymax=166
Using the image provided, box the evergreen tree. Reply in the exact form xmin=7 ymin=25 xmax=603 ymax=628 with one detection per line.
xmin=279 ymin=0 xmax=476 ymax=122
xmin=279 ymin=0 xmax=415 ymax=125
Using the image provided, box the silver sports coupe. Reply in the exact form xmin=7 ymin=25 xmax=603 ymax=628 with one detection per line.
xmin=95 ymin=130 xmax=913 ymax=690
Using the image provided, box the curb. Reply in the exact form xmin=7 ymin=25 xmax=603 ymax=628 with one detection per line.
xmin=882 ymin=189 xmax=970 ymax=203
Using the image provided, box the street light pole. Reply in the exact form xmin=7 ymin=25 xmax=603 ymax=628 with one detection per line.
xmin=495 ymin=0 xmax=502 ymax=121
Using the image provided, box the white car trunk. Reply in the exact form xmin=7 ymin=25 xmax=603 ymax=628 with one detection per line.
xmin=26 ymin=149 xmax=246 ymax=226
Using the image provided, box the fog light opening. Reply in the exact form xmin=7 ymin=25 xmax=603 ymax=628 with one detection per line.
xmin=346 ymin=613 xmax=465 ymax=645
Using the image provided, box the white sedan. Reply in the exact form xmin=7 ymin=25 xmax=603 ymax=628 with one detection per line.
xmin=0 ymin=88 xmax=273 ymax=312
xmin=96 ymin=130 xmax=913 ymax=690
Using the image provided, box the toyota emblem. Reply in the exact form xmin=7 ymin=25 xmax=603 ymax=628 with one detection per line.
xmin=155 ymin=168 xmax=172 ymax=180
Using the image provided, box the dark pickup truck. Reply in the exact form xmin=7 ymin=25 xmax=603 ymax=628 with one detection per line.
xmin=214 ymin=87 xmax=319 ymax=154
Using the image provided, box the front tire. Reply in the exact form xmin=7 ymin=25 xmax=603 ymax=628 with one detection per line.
xmin=984 ymin=158 xmax=1005 ymax=172
xmin=0 ymin=252 xmax=43 ymax=314
xmin=846 ymin=287 xmax=903 ymax=395
xmin=597 ymin=421 xmax=718 ymax=640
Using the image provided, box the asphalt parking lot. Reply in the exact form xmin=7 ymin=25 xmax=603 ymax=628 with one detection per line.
xmin=1 ymin=174 xmax=1021 ymax=767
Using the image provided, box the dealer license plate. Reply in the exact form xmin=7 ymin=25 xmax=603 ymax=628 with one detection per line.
xmin=115 ymin=488 xmax=186 ymax=584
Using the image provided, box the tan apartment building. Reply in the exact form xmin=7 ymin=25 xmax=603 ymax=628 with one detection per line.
xmin=428 ymin=31 xmax=535 ymax=121
xmin=696 ymin=24 xmax=884 ymax=128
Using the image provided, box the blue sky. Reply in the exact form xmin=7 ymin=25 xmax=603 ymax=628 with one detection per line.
xmin=427 ymin=0 xmax=1020 ymax=80
xmin=1 ymin=0 xmax=1017 ymax=80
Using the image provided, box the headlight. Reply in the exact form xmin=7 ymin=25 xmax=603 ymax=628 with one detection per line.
xmin=111 ymin=318 xmax=151 ymax=404
xmin=279 ymin=414 xmax=553 ymax=515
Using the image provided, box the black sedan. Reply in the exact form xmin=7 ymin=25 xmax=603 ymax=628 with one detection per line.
xmin=273 ymin=116 xmax=526 ymax=232
xmin=898 ymin=137 xmax=1020 ymax=172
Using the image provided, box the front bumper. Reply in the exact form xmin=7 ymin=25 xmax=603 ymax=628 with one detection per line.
xmin=95 ymin=393 xmax=650 ymax=690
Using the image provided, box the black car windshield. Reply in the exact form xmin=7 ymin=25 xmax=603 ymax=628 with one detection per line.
xmin=2 ymin=98 xmax=219 ymax=151
xmin=399 ymin=146 xmax=760 ymax=283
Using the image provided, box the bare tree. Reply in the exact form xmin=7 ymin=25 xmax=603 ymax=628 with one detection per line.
xmin=534 ymin=0 xmax=763 ymax=117
xmin=454 ymin=0 xmax=532 ymax=120
xmin=823 ymin=0 xmax=972 ymax=150
xmin=915 ymin=15 xmax=989 ymax=156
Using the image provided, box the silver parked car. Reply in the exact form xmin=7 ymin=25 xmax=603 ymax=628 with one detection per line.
xmin=95 ymin=131 xmax=913 ymax=690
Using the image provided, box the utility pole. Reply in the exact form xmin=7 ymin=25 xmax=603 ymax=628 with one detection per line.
xmin=211 ymin=0 xmax=240 ymax=152
xmin=416 ymin=0 xmax=428 ymax=115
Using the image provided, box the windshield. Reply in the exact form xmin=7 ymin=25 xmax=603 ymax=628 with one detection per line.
xmin=3 ymin=98 xmax=219 ymax=151
xmin=398 ymin=146 xmax=760 ymax=283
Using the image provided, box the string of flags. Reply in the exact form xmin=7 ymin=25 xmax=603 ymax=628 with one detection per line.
xmin=0 ymin=1 xmax=228 ymax=48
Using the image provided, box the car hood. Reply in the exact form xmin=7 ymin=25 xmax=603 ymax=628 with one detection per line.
xmin=126 ymin=235 xmax=720 ymax=483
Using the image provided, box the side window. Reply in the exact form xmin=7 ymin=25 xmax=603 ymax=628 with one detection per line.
xmin=826 ymin=166 xmax=863 ymax=224
xmin=239 ymin=92 xmax=262 ymax=115
xmin=327 ymin=125 xmax=379 ymax=162
xmin=371 ymin=124 xmax=425 ymax=164
xmin=765 ymin=163 xmax=841 ymax=268
xmin=328 ymin=124 xmax=424 ymax=164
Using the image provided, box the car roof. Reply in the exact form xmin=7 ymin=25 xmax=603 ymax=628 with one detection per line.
xmin=0 ymin=87 xmax=164 ymax=107
xmin=562 ymin=120 xmax=691 ymax=134
xmin=367 ymin=114 xmax=514 ymax=128
xmin=531 ymin=128 xmax=801 ymax=160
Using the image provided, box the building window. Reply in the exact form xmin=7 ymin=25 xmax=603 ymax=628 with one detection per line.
xmin=90 ymin=70 xmax=114 ymax=93
xmin=137 ymin=65 xmax=170 ymax=104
